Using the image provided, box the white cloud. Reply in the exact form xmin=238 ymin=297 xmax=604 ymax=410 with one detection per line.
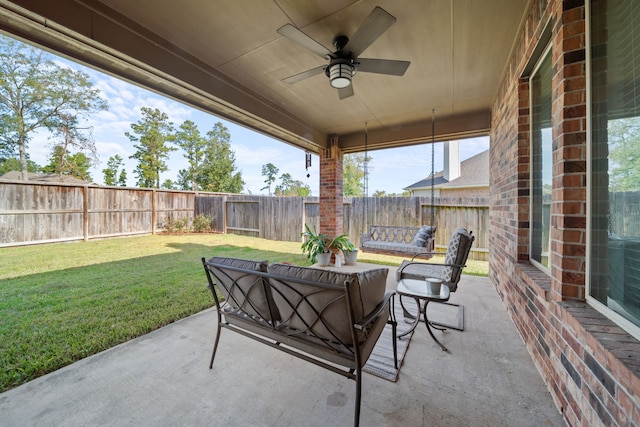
xmin=95 ymin=141 xmax=130 ymax=157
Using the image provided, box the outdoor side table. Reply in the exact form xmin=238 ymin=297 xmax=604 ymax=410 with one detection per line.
xmin=396 ymin=278 xmax=450 ymax=351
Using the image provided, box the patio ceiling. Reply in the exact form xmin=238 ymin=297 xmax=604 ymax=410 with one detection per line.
xmin=0 ymin=0 xmax=529 ymax=154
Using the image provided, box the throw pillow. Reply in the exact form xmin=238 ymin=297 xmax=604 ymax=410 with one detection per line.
xmin=413 ymin=225 xmax=434 ymax=247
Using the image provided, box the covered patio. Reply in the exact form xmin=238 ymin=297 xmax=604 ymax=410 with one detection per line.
xmin=0 ymin=273 xmax=563 ymax=426
xmin=1 ymin=0 xmax=639 ymax=425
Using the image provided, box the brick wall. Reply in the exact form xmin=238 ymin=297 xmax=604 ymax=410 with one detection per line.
xmin=319 ymin=135 xmax=343 ymax=236
xmin=490 ymin=0 xmax=640 ymax=425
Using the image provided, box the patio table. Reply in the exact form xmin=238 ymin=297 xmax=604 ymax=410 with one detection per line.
xmin=311 ymin=261 xmax=386 ymax=274
xmin=396 ymin=278 xmax=450 ymax=351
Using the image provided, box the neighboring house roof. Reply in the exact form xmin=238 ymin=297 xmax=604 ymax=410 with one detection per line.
xmin=404 ymin=149 xmax=489 ymax=190
xmin=0 ymin=171 xmax=93 ymax=185
xmin=404 ymin=176 xmax=449 ymax=190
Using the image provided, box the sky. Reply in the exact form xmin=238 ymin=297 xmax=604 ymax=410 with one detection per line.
xmin=27 ymin=51 xmax=489 ymax=196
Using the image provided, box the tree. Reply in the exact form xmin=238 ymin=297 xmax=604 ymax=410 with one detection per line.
xmin=608 ymin=117 xmax=640 ymax=192
xmin=261 ymin=163 xmax=279 ymax=195
xmin=197 ymin=122 xmax=244 ymax=193
xmin=103 ymin=155 xmax=127 ymax=186
xmin=126 ymin=107 xmax=176 ymax=188
xmin=42 ymin=146 xmax=93 ymax=181
xmin=161 ymin=179 xmax=177 ymax=190
xmin=43 ymin=113 xmax=98 ymax=179
xmin=0 ymin=35 xmax=107 ymax=179
xmin=343 ymin=153 xmax=371 ymax=196
xmin=0 ymin=158 xmax=40 ymax=174
xmin=373 ymin=190 xmax=386 ymax=197
xmin=275 ymin=172 xmax=311 ymax=196
xmin=175 ymin=169 xmax=192 ymax=190
xmin=174 ymin=120 xmax=206 ymax=190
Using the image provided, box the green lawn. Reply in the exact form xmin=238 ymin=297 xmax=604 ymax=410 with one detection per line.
xmin=0 ymin=233 xmax=488 ymax=392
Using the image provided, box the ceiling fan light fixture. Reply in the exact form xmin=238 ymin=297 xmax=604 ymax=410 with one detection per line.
xmin=328 ymin=62 xmax=354 ymax=89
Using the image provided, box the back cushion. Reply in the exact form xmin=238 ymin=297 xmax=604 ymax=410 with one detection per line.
xmin=448 ymin=228 xmax=474 ymax=283
xmin=207 ymin=256 xmax=279 ymax=322
xmin=266 ymin=264 xmax=388 ymax=344
xmin=443 ymin=228 xmax=474 ymax=282
xmin=356 ymin=268 xmax=389 ymax=316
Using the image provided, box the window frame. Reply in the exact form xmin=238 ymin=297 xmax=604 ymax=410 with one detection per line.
xmin=585 ymin=0 xmax=640 ymax=341
xmin=529 ymin=43 xmax=553 ymax=274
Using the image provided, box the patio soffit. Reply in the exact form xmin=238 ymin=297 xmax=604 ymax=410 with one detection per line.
xmin=0 ymin=0 xmax=530 ymax=154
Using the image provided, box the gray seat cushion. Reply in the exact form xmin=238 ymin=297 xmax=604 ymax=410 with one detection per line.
xmin=361 ymin=240 xmax=433 ymax=253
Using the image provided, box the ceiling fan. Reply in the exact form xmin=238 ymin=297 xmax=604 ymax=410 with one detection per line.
xmin=277 ymin=6 xmax=410 ymax=99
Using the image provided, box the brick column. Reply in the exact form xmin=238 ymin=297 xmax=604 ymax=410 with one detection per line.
xmin=549 ymin=3 xmax=587 ymax=302
xmin=319 ymin=135 xmax=343 ymax=236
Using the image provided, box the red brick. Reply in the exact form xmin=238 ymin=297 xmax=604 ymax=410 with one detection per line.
xmin=563 ymin=35 xmax=585 ymax=52
xmin=560 ymin=118 xmax=585 ymax=134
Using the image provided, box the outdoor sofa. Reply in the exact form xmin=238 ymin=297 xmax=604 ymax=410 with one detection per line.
xmin=201 ymin=256 xmax=397 ymax=427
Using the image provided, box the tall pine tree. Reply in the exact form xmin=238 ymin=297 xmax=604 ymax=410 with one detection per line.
xmin=174 ymin=120 xmax=205 ymax=190
xmin=102 ymin=155 xmax=127 ymax=186
xmin=126 ymin=107 xmax=176 ymax=188
xmin=197 ymin=122 xmax=244 ymax=193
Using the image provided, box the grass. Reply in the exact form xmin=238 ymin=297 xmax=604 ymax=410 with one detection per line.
xmin=0 ymin=233 xmax=488 ymax=392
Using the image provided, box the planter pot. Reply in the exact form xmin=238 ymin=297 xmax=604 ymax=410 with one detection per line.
xmin=317 ymin=252 xmax=332 ymax=267
xmin=343 ymin=250 xmax=358 ymax=266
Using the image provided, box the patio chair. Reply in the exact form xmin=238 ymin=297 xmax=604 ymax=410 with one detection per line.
xmin=395 ymin=227 xmax=475 ymax=331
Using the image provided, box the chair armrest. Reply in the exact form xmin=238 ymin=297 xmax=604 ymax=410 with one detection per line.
xmin=401 ymin=261 xmax=467 ymax=270
xmin=354 ymin=291 xmax=394 ymax=331
xmin=410 ymin=252 xmax=437 ymax=261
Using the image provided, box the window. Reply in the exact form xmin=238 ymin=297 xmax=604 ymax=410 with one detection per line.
xmin=589 ymin=0 xmax=640 ymax=335
xmin=530 ymin=46 xmax=553 ymax=271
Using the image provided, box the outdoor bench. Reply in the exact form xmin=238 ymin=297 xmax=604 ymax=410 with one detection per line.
xmin=201 ymin=256 xmax=397 ymax=427
xmin=360 ymin=225 xmax=436 ymax=257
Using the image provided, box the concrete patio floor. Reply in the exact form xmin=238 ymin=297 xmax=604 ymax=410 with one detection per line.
xmin=0 ymin=267 xmax=565 ymax=426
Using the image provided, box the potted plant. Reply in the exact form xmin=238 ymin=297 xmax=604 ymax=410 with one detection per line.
xmin=342 ymin=239 xmax=359 ymax=265
xmin=301 ymin=224 xmax=349 ymax=266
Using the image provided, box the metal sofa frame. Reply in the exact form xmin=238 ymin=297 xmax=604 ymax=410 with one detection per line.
xmin=202 ymin=257 xmax=397 ymax=427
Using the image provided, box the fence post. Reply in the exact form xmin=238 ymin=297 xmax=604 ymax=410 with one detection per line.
xmin=83 ymin=185 xmax=89 ymax=241
xmin=302 ymin=198 xmax=306 ymax=242
xmin=223 ymin=194 xmax=228 ymax=234
xmin=152 ymin=189 xmax=157 ymax=235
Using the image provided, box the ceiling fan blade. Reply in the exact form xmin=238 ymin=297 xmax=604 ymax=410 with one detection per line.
xmin=338 ymin=85 xmax=354 ymax=100
xmin=343 ymin=7 xmax=396 ymax=57
xmin=356 ymin=58 xmax=410 ymax=76
xmin=282 ymin=66 xmax=326 ymax=84
xmin=277 ymin=24 xmax=334 ymax=59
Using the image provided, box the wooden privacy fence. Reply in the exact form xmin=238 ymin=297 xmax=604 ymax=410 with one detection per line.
xmin=195 ymin=194 xmax=305 ymax=242
xmin=0 ymin=181 xmax=489 ymax=259
xmin=195 ymin=194 xmax=489 ymax=260
xmin=0 ymin=181 xmax=196 ymax=247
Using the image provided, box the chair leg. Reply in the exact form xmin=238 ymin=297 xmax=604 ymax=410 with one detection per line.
xmin=389 ymin=296 xmax=398 ymax=369
xmin=209 ymin=316 xmax=222 ymax=369
xmin=391 ymin=319 xmax=398 ymax=369
xmin=354 ymin=366 xmax=362 ymax=427
xmin=428 ymin=301 xmax=464 ymax=331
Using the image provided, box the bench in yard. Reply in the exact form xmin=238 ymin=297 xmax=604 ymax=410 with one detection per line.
xmin=360 ymin=225 xmax=436 ymax=257
xmin=201 ymin=256 xmax=397 ymax=427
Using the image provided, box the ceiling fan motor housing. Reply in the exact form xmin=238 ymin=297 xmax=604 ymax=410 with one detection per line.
xmin=333 ymin=35 xmax=350 ymax=51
